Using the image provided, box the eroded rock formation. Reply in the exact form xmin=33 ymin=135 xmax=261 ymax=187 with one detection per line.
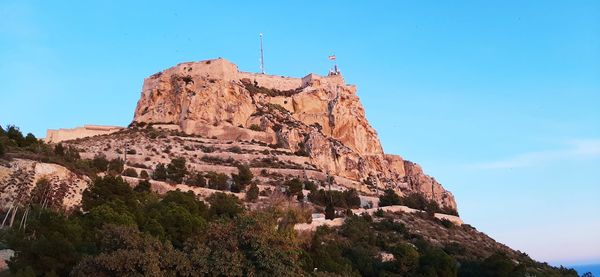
xmin=0 ymin=159 xmax=89 ymax=212
xmin=132 ymin=58 xmax=456 ymax=209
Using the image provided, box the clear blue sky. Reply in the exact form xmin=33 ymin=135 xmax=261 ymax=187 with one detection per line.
xmin=1 ymin=0 xmax=599 ymax=266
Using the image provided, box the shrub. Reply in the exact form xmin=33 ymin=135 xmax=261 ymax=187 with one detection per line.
xmin=284 ymin=178 xmax=303 ymax=198
xmin=92 ymin=154 xmax=109 ymax=172
xmin=122 ymin=168 xmax=138 ymax=177
xmin=207 ymin=192 xmax=243 ymax=219
xmin=344 ymin=189 xmax=361 ymax=208
xmin=325 ymin=202 xmax=335 ymax=220
xmin=152 ymin=163 xmax=167 ymax=181
xmin=227 ymin=146 xmax=242 ymax=153
xmin=245 ymin=184 xmax=259 ymax=202
xmin=108 ymin=158 xmax=124 ymax=175
xmin=5 ymin=125 xmax=24 ymax=146
xmin=373 ymin=209 xmax=385 ymax=217
xmin=205 ymin=171 xmax=229 ymax=191
xmin=439 ymin=219 xmax=453 ymax=229
xmin=54 ymin=143 xmax=65 ymax=156
xmin=303 ymin=181 xmax=317 ymax=191
xmin=139 ymin=170 xmax=149 ymax=179
xmin=249 ymin=124 xmax=263 ymax=131
xmin=0 ymin=141 xmax=4 ymax=157
xmin=231 ymin=164 xmax=253 ymax=193
xmin=186 ymin=171 xmax=207 ymax=187
xmin=23 ymin=133 xmax=38 ymax=147
xmin=166 ymin=157 xmax=187 ymax=183
xmin=307 ymin=189 xmax=362 ymax=209
xmin=134 ymin=179 xmax=151 ymax=193
xmin=81 ymin=176 xmax=133 ymax=211
xmin=379 ymin=189 xmax=402 ymax=207
xmin=296 ymin=191 xmax=304 ymax=202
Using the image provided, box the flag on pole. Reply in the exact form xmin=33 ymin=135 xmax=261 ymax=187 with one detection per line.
xmin=328 ymin=55 xmax=336 ymax=60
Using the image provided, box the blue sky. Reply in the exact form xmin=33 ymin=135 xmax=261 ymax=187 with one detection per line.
xmin=1 ymin=0 xmax=599 ymax=266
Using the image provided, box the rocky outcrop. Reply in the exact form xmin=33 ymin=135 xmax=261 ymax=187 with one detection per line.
xmin=0 ymin=159 xmax=89 ymax=211
xmin=132 ymin=58 xmax=457 ymax=210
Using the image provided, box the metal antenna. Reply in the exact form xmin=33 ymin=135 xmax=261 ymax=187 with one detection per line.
xmin=259 ymin=33 xmax=265 ymax=74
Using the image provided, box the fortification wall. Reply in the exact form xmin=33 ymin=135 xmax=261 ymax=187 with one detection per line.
xmin=238 ymin=72 xmax=303 ymax=91
xmin=160 ymin=58 xmax=352 ymax=93
xmin=45 ymin=125 xmax=123 ymax=143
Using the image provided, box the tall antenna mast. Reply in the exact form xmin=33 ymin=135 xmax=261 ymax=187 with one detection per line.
xmin=259 ymin=33 xmax=265 ymax=74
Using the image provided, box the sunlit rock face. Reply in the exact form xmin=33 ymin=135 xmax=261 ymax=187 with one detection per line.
xmin=133 ymin=58 xmax=456 ymax=210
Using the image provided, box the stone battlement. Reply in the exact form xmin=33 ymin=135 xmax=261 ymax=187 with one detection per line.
xmin=45 ymin=125 xmax=123 ymax=143
xmin=156 ymin=58 xmax=353 ymax=92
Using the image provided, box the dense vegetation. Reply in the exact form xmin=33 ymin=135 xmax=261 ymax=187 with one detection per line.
xmin=0 ymin=125 xmax=127 ymax=178
xmin=379 ymin=189 xmax=459 ymax=216
xmin=0 ymin=125 xmax=578 ymax=276
xmin=0 ymin=176 xmax=578 ymax=276
xmin=0 ymin=125 xmax=42 ymax=158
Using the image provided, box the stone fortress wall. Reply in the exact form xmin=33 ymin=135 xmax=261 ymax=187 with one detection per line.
xmin=172 ymin=58 xmax=354 ymax=92
xmin=45 ymin=125 xmax=123 ymax=143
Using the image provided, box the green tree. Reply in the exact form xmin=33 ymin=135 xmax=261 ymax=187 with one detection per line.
xmin=205 ymin=171 xmax=229 ymax=190
xmin=82 ymin=176 xmax=134 ymax=211
xmin=418 ymin=248 xmax=457 ymax=277
xmin=92 ymin=154 xmax=109 ymax=172
xmin=344 ymin=189 xmax=361 ymax=208
xmin=122 ymin=168 xmax=138 ymax=177
xmin=152 ymin=163 xmax=167 ymax=181
xmin=304 ymin=181 xmax=317 ymax=191
xmin=143 ymin=201 xmax=206 ymax=248
xmin=139 ymin=170 xmax=149 ymax=179
xmin=388 ymin=244 xmax=419 ymax=274
xmin=54 ymin=143 xmax=65 ymax=156
xmin=402 ymin=192 xmax=429 ymax=211
xmin=284 ymin=178 xmax=304 ymax=198
xmin=325 ymin=202 xmax=336 ymax=220
xmin=379 ymin=189 xmax=402 ymax=207
xmin=166 ymin=157 xmax=187 ymax=183
xmin=231 ymin=164 xmax=253 ymax=192
xmin=5 ymin=209 xmax=83 ymax=276
xmin=87 ymin=201 xmax=137 ymax=227
xmin=0 ymin=141 xmax=5 ymax=157
xmin=71 ymin=225 xmax=190 ymax=277
xmin=134 ymin=179 xmax=151 ymax=193
xmin=107 ymin=158 xmax=124 ymax=175
xmin=6 ymin=125 xmax=24 ymax=146
xmin=23 ymin=133 xmax=37 ymax=147
xmin=207 ymin=192 xmax=243 ymax=219
xmin=185 ymin=171 xmax=206 ymax=187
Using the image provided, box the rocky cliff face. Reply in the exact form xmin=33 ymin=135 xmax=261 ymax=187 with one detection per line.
xmin=0 ymin=159 xmax=89 ymax=212
xmin=132 ymin=58 xmax=457 ymax=210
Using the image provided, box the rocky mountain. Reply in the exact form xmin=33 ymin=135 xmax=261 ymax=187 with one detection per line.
xmin=132 ymin=58 xmax=456 ymax=210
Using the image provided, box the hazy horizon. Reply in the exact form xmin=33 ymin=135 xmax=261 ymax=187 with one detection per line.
xmin=1 ymin=0 xmax=598 ymax=266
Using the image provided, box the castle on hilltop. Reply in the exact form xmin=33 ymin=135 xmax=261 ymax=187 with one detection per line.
xmin=168 ymin=58 xmax=356 ymax=93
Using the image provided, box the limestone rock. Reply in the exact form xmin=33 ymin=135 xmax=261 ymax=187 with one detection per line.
xmin=0 ymin=159 xmax=90 ymax=211
xmin=132 ymin=58 xmax=457 ymax=210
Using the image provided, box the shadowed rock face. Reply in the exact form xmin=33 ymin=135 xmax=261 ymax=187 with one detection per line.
xmin=133 ymin=58 xmax=457 ymax=210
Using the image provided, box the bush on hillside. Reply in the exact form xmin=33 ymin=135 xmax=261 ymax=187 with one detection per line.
xmin=166 ymin=157 xmax=187 ymax=183
xmin=231 ymin=164 xmax=253 ymax=192
xmin=245 ymin=184 xmax=259 ymax=202
xmin=205 ymin=171 xmax=229 ymax=191
xmin=152 ymin=163 xmax=167 ymax=181
xmin=139 ymin=170 xmax=149 ymax=179
xmin=122 ymin=168 xmax=138 ymax=177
